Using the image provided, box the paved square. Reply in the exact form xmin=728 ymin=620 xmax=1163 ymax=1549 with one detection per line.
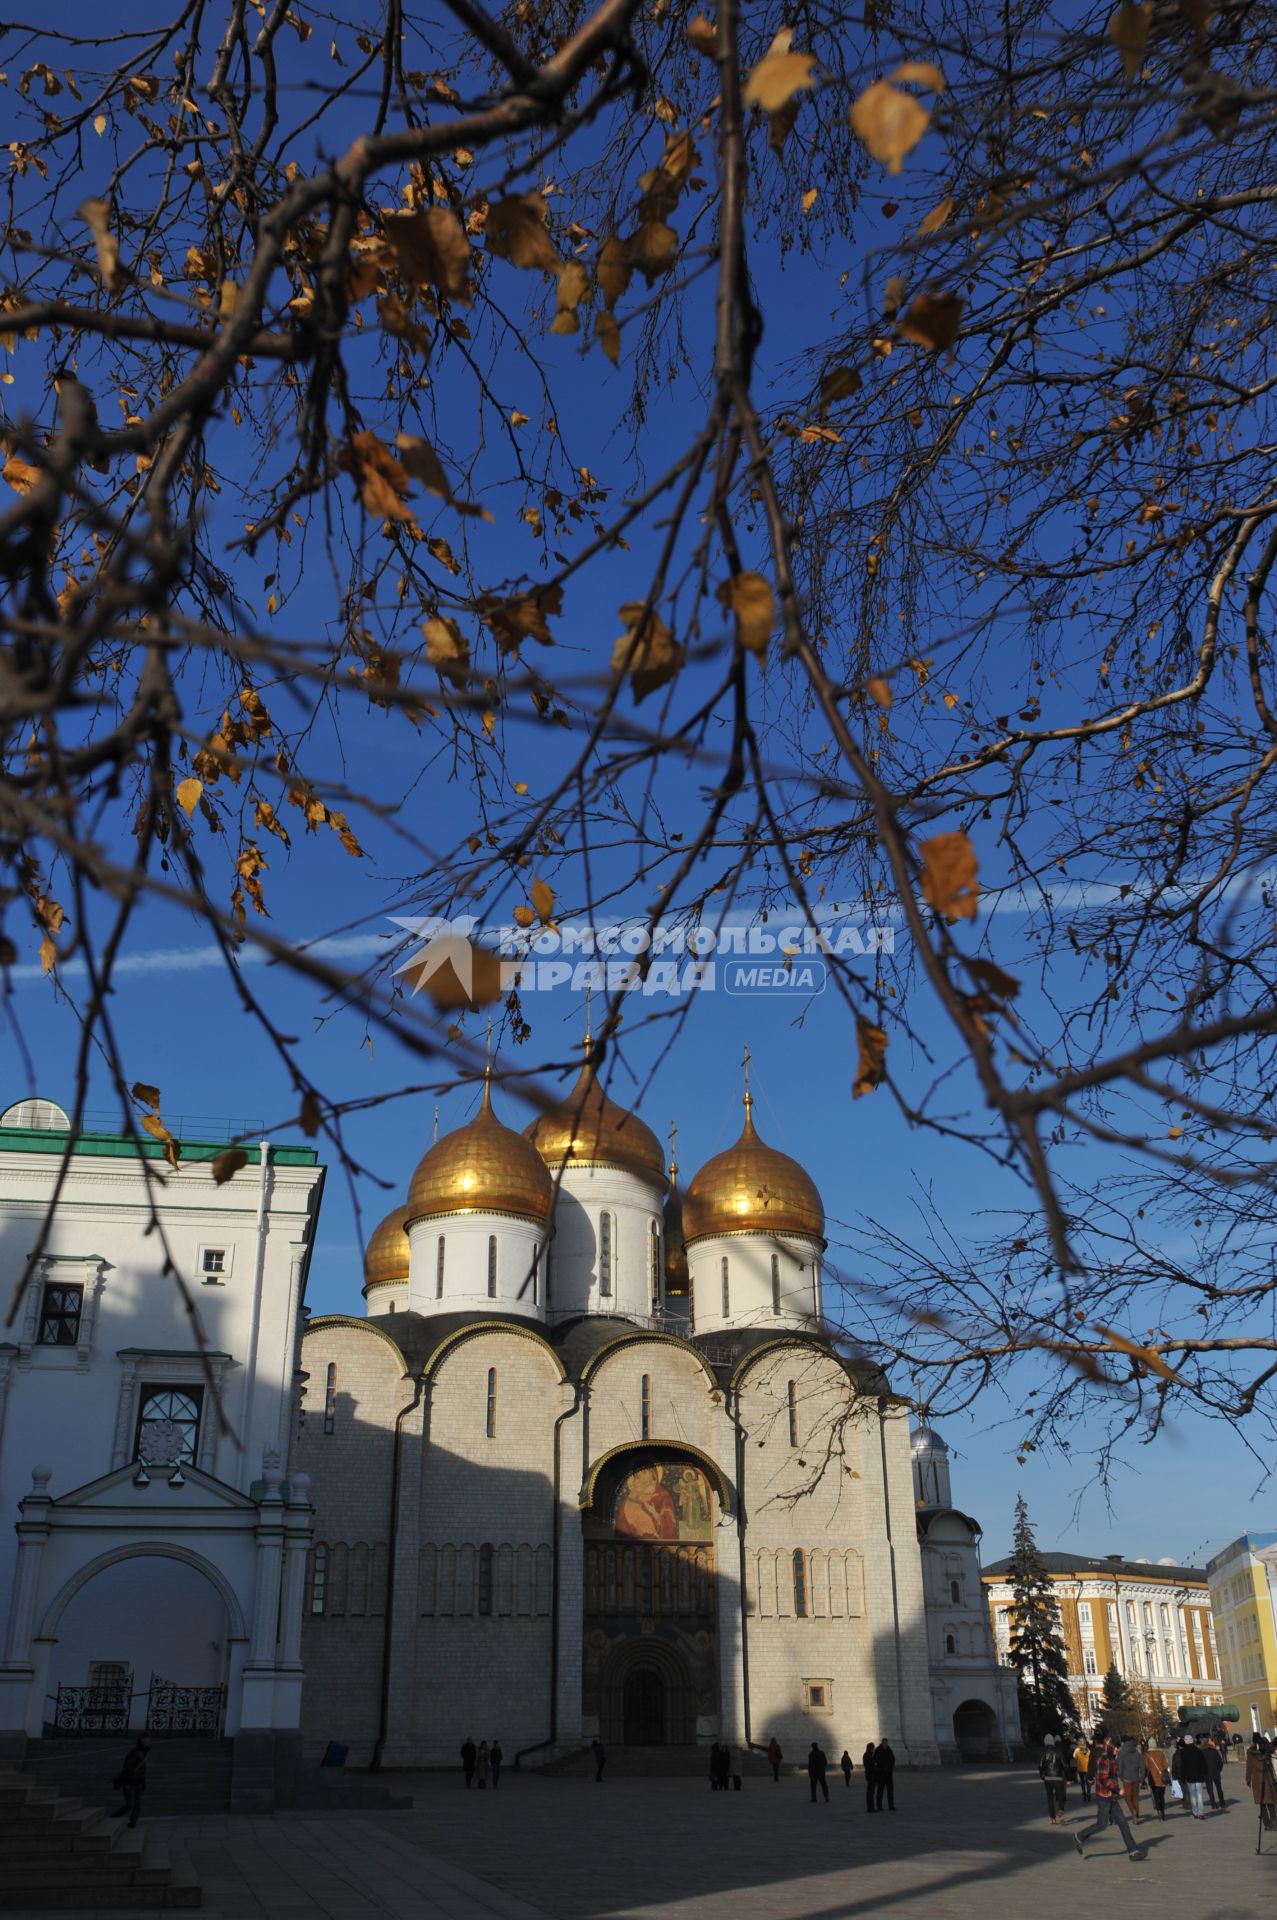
xmin=18 ymin=1763 xmax=1271 ymax=1920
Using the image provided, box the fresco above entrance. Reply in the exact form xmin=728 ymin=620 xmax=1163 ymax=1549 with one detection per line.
xmin=587 ymin=1459 xmax=715 ymax=1542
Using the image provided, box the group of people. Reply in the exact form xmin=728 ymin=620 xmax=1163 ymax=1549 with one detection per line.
xmin=459 ymin=1737 xmax=503 ymax=1789
xmin=771 ymin=1737 xmax=896 ymax=1807
xmin=707 ymin=1742 xmax=745 ymax=1790
xmin=1037 ymin=1725 xmax=1277 ymax=1860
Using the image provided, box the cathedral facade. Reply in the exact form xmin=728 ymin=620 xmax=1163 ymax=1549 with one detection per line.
xmin=295 ymin=1058 xmax=944 ymax=1768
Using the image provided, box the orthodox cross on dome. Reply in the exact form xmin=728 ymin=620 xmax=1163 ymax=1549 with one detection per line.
xmin=668 ymin=1118 xmax=679 ymax=1182
xmin=741 ymin=1041 xmax=756 ymax=1125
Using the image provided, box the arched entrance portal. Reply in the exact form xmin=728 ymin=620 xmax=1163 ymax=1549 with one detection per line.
xmin=953 ymin=1698 xmax=998 ymax=1759
xmin=601 ymin=1639 xmax=696 ymax=1747
xmin=582 ymin=1448 xmax=723 ymax=1745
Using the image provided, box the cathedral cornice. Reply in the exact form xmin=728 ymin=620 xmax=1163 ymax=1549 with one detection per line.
xmin=303 ymin=1314 xmax=412 ymax=1375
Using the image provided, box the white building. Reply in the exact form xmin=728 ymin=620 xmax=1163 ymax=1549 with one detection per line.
xmin=0 ymin=1097 xmax=324 ymax=1806
xmin=910 ymin=1425 xmax=1019 ymax=1759
xmin=295 ymin=1059 xmax=943 ymax=1769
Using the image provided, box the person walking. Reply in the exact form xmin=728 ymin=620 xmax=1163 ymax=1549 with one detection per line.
xmin=1073 ymin=1736 xmax=1093 ymax=1802
xmin=490 ymin=1740 xmax=503 ymax=1791
xmin=873 ymin=1739 xmax=896 ymax=1811
xmin=862 ymin=1742 xmax=877 ymax=1812
xmin=1144 ymin=1741 xmax=1169 ymax=1821
xmin=476 ymin=1739 xmax=490 ymax=1790
xmin=460 ymin=1738 xmax=477 ymax=1789
xmin=1245 ymin=1735 xmax=1277 ymax=1829
xmin=767 ymin=1735 xmax=782 ymax=1783
xmin=1039 ymin=1734 xmax=1068 ymax=1825
xmin=1178 ymin=1734 xmax=1209 ymax=1818
xmin=1074 ymin=1736 xmax=1147 ymax=1862
xmin=808 ymin=1741 xmax=830 ymax=1804
xmin=1204 ymin=1737 xmax=1225 ymax=1810
xmin=1116 ymin=1736 xmax=1142 ymax=1821
xmin=840 ymin=1749 xmax=854 ymax=1790
xmin=111 ymin=1737 xmax=149 ymax=1829
xmin=591 ymin=1738 xmax=606 ymax=1783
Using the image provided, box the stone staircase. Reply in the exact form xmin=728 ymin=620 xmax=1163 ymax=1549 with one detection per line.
xmin=0 ymin=1769 xmax=201 ymax=1910
xmin=21 ymin=1739 xmax=232 ymax=1815
xmin=541 ymin=1743 xmax=731 ymax=1778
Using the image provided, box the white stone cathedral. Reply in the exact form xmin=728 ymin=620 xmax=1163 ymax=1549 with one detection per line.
xmin=294 ymin=1053 xmax=1013 ymax=1769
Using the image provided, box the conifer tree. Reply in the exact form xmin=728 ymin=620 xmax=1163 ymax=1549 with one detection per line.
xmin=1006 ymin=1495 xmax=1076 ymax=1741
xmin=1102 ymin=1663 xmax=1133 ymax=1722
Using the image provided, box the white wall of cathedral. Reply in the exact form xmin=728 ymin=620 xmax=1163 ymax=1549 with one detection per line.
xmin=686 ymin=1232 xmax=823 ymax=1336
xmin=543 ymin=1164 xmax=664 ymax=1324
xmin=736 ymin=1348 xmax=938 ymax=1764
xmin=0 ymin=1133 xmax=322 ymax=1737
xmin=363 ymin=1279 xmax=408 ymax=1317
xmin=405 ymin=1212 xmax=546 ymax=1321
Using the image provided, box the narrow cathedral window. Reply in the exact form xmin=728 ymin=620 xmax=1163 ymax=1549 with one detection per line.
xmin=486 ymin=1367 xmax=497 ymax=1438
xmin=720 ymin=1256 xmax=730 ymax=1317
xmin=641 ymin=1374 xmax=651 ymax=1439
xmin=599 ymin=1212 xmax=613 ymax=1297
xmin=487 ymin=1235 xmax=498 ymax=1298
xmin=950 ymin=1578 xmax=961 ymax=1604
xmin=310 ymin=1545 xmax=328 ymax=1615
xmin=531 ymin=1246 xmax=539 ymax=1306
xmin=787 ymin=1380 xmax=799 ymax=1448
xmin=323 ymin=1362 xmax=337 ymax=1435
xmin=771 ymin=1253 xmax=781 ymax=1315
xmin=436 ymin=1235 xmax=445 ymax=1299
xmin=478 ymin=1543 xmax=494 ymax=1615
xmin=946 ymin=1633 xmax=956 ymax=1655
xmin=650 ymin=1220 xmax=662 ymax=1313
xmin=792 ymin=1549 xmax=808 ymax=1618
xmin=545 ymin=1242 xmax=553 ymax=1305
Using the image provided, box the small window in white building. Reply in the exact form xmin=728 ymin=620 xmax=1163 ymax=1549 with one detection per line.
xmin=945 ymin=1633 xmax=956 ymax=1655
xmin=436 ymin=1235 xmax=445 ymax=1299
xmin=486 ymin=1367 xmax=497 ymax=1439
xmin=641 ymin=1374 xmax=651 ymax=1440
xmin=771 ymin=1253 xmax=781 ymax=1315
xmin=721 ymin=1256 xmax=730 ymax=1318
xmin=787 ymin=1380 xmax=799 ymax=1448
xmin=478 ymin=1543 xmax=494 ymax=1616
xmin=950 ymin=1579 xmax=961 ymax=1605
xmin=200 ymin=1247 xmax=228 ymax=1282
xmin=803 ymin=1679 xmax=832 ymax=1712
xmin=545 ymin=1242 xmax=553 ymax=1305
xmin=135 ymin=1385 xmax=201 ymax=1465
xmin=324 ymin=1362 xmax=337 ymax=1434
xmin=650 ymin=1220 xmax=662 ymax=1313
xmin=793 ymin=1549 xmax=808 ymax=1618
xmin=487 ymin=1235 xmax=498 ymax=1299
xmin=38 ymin=1282 xmax=82 ymax=1346
xmin=599 ymin=1213 xmax=613 ymax=1297
xmin=310 ymin=1545 xmax=328 ymax=1615
xmin=531 ymin=1245 xmax=539 ymax=1306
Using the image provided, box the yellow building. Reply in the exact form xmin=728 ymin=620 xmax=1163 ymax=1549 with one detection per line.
xmin=1206 ymin=1533 xmax=1277 ymax=1733
xmin=982 ymin=1552 xmax=1221 ymax=1728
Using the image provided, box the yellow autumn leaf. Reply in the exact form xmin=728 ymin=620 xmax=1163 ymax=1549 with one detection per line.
xmin=918 ymin=195 xmax=953 ymax=235
xmin=744 ymin=48 xmax=815 ymax=113
xmin=853 ymin=1019 xmax=888 ymax=1097
xmin=79 ymin=196 xmax=123 ymax=292
xmin=612 ymin=601 xmax=683 ymax=701
xmin=867 ymin=675 xmax=892 ymax=708
xmin=175 ymin=776 xmax=203 ymax=816
xmin=4 ymin=454 xmax=42 ymax=495
xmin=687 ymin=13 xmax=718 ymax=55
xmin=717 ymin=572 xmax=775 ymax=657
xmin=512 ymin=903 xmax=536 ymax=928
xmin=596 ymin=309 xmax=621 ymax=365
xmin=849 ymin=79 xmax=930 ymax=173
xmin=531 ymin=877 xmax=555 ymax=924
xmin=802 ymin=188 xmax=819 ymax=214
xmin=1107 ymin=0 xmax=1151 ymax=82
xmin=1095 ymin=1324 xmax=1182 ymax=1382
xmin=898 ymin=290 xmax=964 ymax=352
xmin=93 ymin=112 xmax=106 ymax=134
xmin=890 ymin=58 xmax=946 ymax=91
xmin=422 ymin=615 xmax=469 ymax=684
xmin=919 ymin=831 xmax=979 ymax=922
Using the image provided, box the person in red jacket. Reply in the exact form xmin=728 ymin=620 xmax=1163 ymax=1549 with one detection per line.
xmin=1074 ymin=1735 xmax=1148 ymax=1862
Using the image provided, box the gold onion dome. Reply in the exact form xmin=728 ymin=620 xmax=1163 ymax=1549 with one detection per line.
xmin=407 ymin=1077 xmax=554 ymax=1225
xmin=524 ymin=1056 xmax=666 ymax=1190
xmin=683 ymin=1094 xmax=825 ymax=1242
xmin=363 ymin=1203 xmax=411 ymax=1291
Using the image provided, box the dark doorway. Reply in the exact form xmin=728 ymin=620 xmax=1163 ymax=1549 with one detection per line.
xmin=953 ymin=1699 xmax=997 ymax=1759
xmin=622 ymin=1665 xmax=665 ymax=1745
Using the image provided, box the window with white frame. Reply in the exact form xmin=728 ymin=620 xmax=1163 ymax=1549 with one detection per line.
xmin=38 ymin=1282 xmax=83 ymax=1345
xmin=199 ymin=1245 xmax=230 ymax=1283
xmin=599 ymin=1213 xmax=613 ymax=1297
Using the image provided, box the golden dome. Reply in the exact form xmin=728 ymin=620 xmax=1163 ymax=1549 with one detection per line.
xmin=683 ymin=1095 xmax=824 ymax=1242
xmin=407 ymin=1078 xmax=553 ymax=1225
xmin=524 ymin=1057 xmax=666 ymax=1190
xmin=363 ymin=1203 xmax=410 ymax=1291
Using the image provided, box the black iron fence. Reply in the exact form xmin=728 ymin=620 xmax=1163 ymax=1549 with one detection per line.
xmin=49 ymin=1677 xmax=225 ymax=1736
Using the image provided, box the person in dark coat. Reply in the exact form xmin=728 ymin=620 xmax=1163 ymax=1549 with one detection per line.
xmin=111 ymin=1738 xmax=149 ymax=1829
xmin=873 ymin=1739 xmax=896 ymax=1811
xmin=709 ymin=1741 xmax=722 ymax=1790
xmin=1203 ymin=1738 xmax=1225 ymax=1810
xmin=807 ymin=1741 xmax=830 ymax=1803
xmin=460 ymin=1738 xmax=477 ymax=1788
xmin=862 ymin=1741 xmax=877 ymax=1812
xmin=591 ymin=1738 xmax=606 ymax=1783
xmin=1246 ymin=1735 xmax=1277 ymax=1828
xmin=1177 ymin=1735 xmax=1209 ymax=1818
xmin=490 ymin=1740 xmax=503 ymax=1791
xmin=840 ymin=1749 xmax=854 ymax=1790
xmin=766 ymin=1736 xmax=782 ymax=1783
xmin=1038 ymin=1734 xmax=1068 ymax=1824
xmin=476 ymin=1739 xmax=490 ymax=1789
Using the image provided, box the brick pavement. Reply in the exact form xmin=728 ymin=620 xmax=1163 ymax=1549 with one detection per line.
xmin=10 ymin=1764 xmax=1271 ymax=1920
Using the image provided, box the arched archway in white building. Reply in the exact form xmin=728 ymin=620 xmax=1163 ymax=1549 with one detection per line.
xmin=952 ymin=1697 xmax=998 ymax=1759
xmin=40 ymin=1545 xmax=243 ymax=1735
